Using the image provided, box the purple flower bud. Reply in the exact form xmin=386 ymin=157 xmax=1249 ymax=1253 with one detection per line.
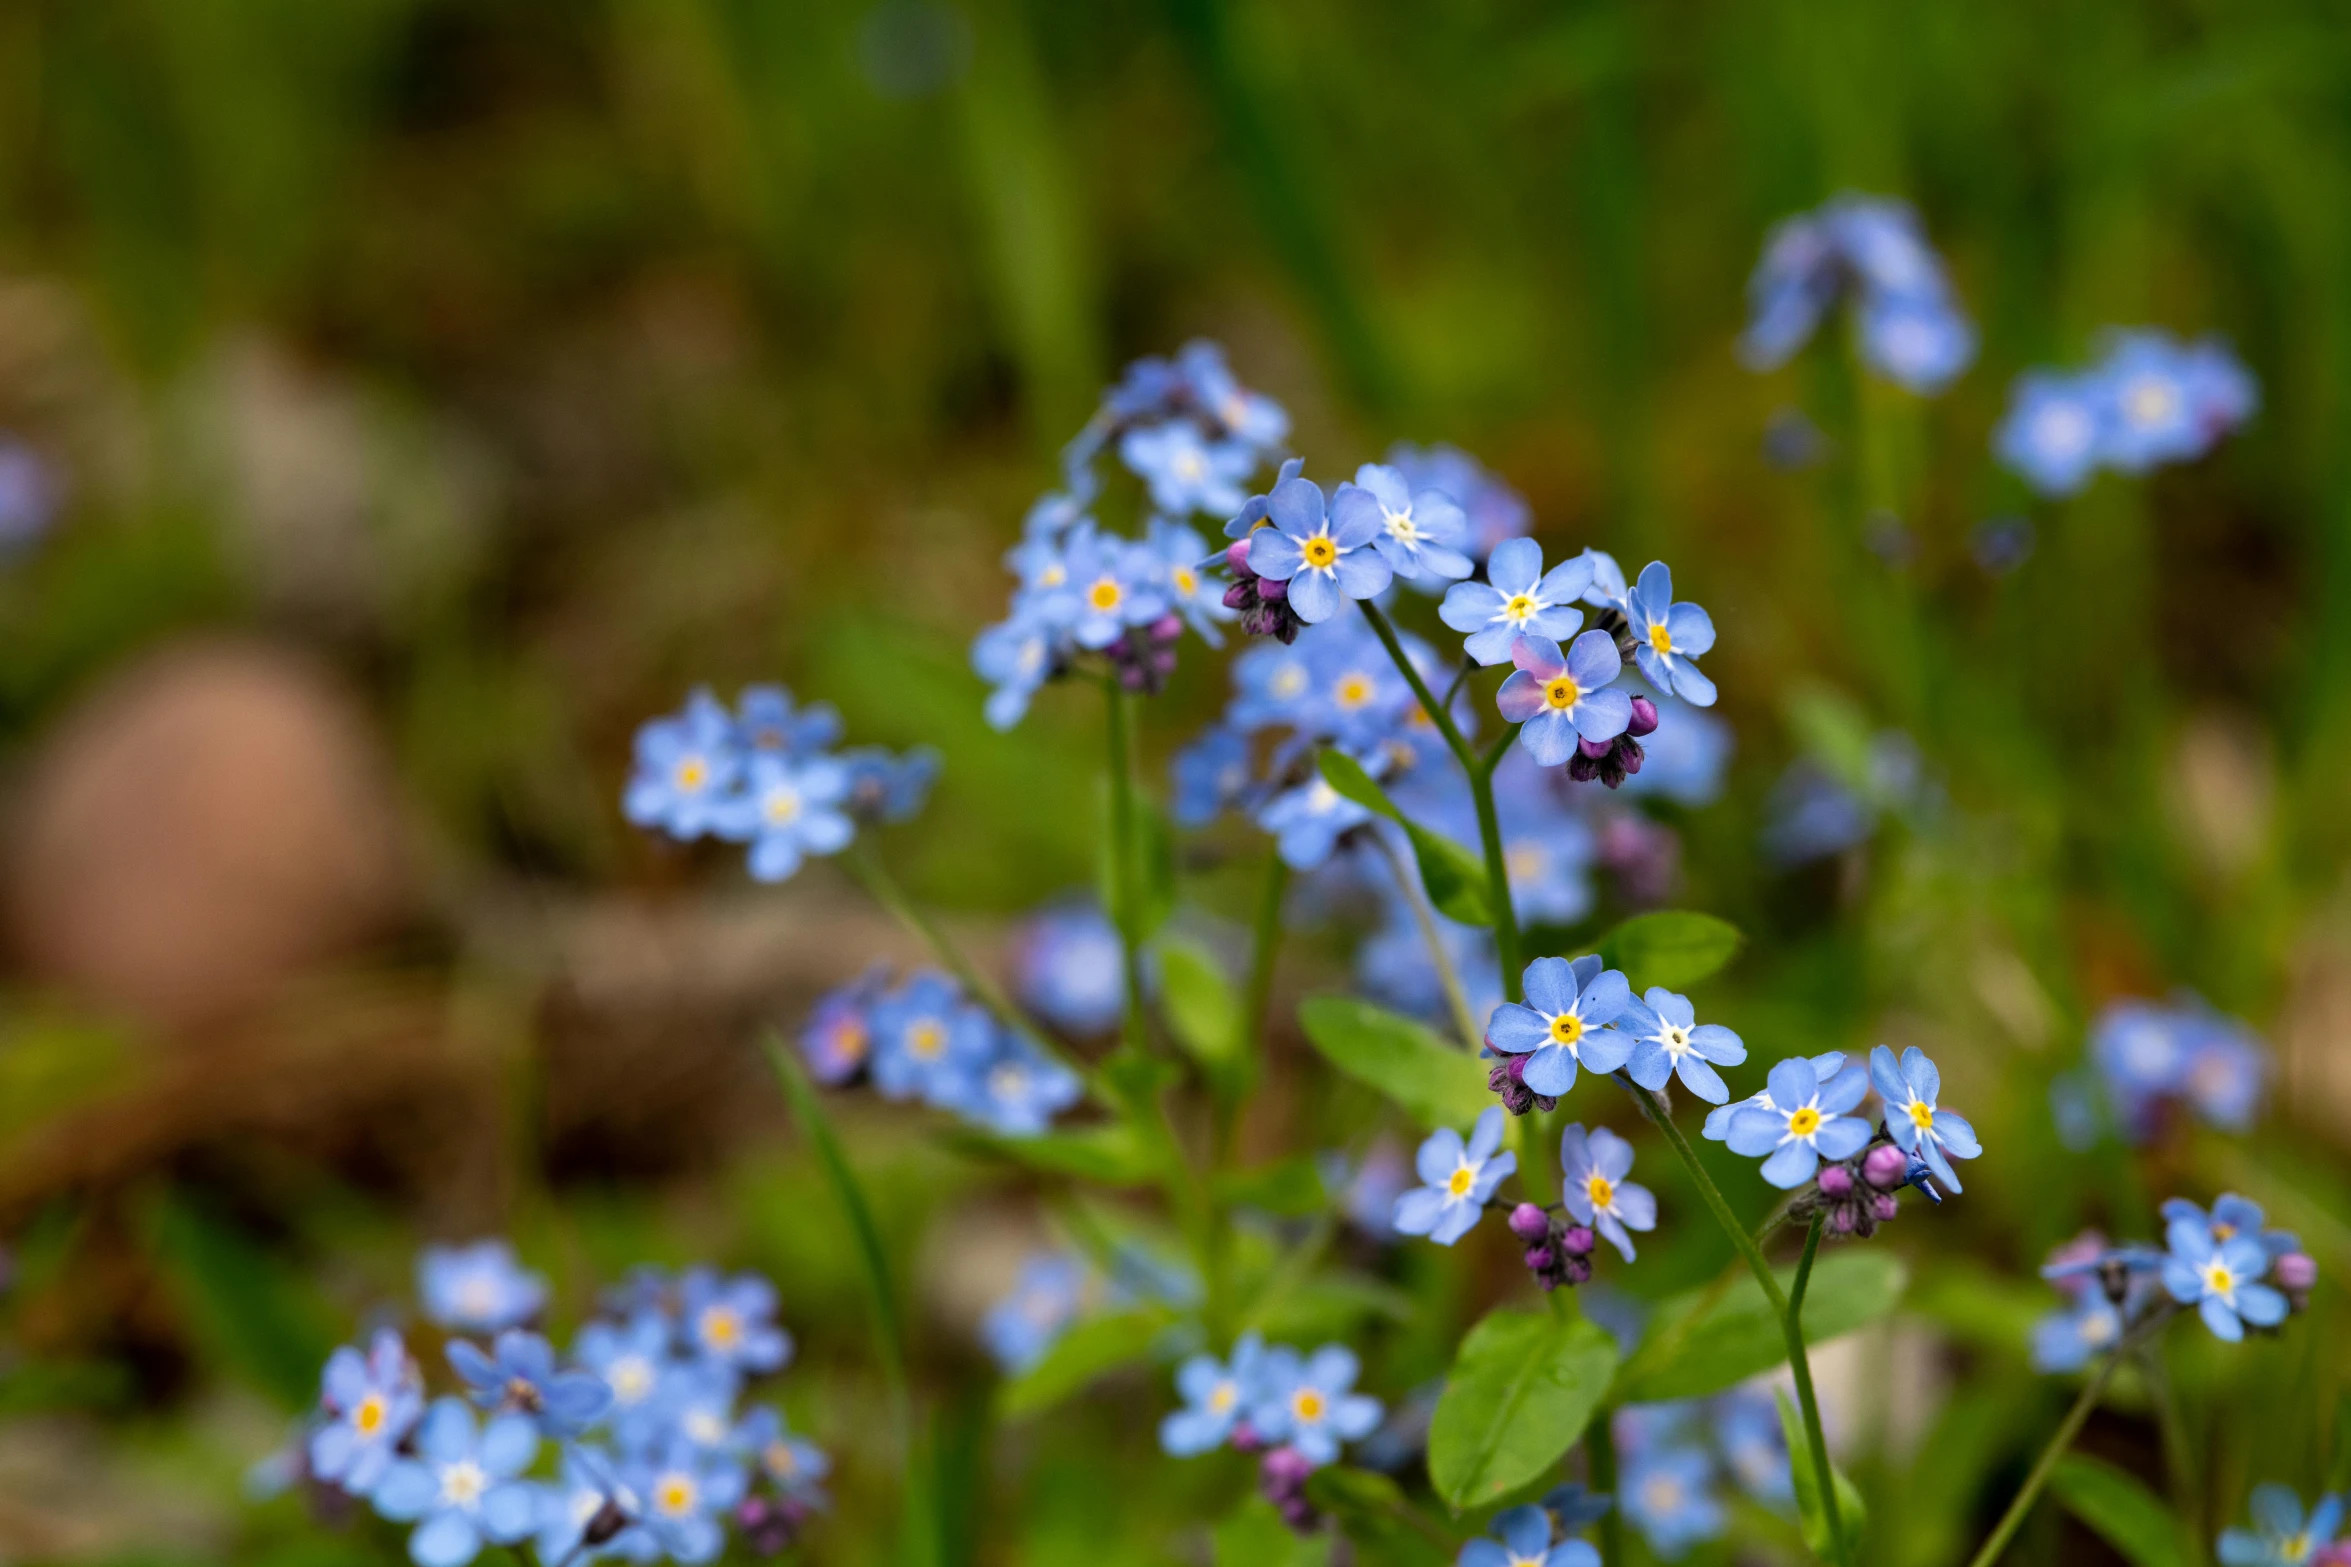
xmin=1616 ymin=739 xmax=1644 ymax=776
xmin=1509 ymin=1203 xmax=1552 ymax=1243
xmin=1829 ymin=1206 xmax=1858 ymax=1235
xmin=1861 ymin=1144 xmax=1909 ymax=1190
xmin=2277 ymin=1252 xmax=2319 ymax=1291
xmin=1260 ymin=1446 xmax=1313 ymax=1488
xmin=1560 ymin=1224 xmax=1596 ymax=1257
xmin=1229 ymin=1419 xmax=1265 ymax=1454
xmin=1816 ymin=1164 xmax=1856 ymax=1199
xmin=1225 ymin=540 xmax=1256 ymax=575
xmin=1151 ymin=614 xmax=1184 ymax=641
xmin=1578 ymin=736 xmax=1613 ymax=760
xmin=1567 ymin=752 xmax=1601 ymax=783
xmin=1257 ymin=575 xmax=1288 ymax=602
xmin=1871 ymin=1193 xmax=1900 ymax=1222
xmin=1626 ymin=695 xmax=1660 ymax=737
xmin=1223 ymin=580 xmax=1255 ymax=610
xmin=1561 ymin=1253 xmax=1593 ymax=1286
xmin=1526 ymin=1245 xmax=1557 ymax=1273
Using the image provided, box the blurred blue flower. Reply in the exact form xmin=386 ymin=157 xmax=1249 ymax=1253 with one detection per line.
xmin=1354 ymin=886 xmax=1501 ymax=1030
xmin=1160 ymin=1333 xmax=1267 ymax=1456
xmin=1014 ymin=900 xmax=1126 ymax=1036
xmin=1617 ymin=697 xmax=1733 ymax=808
xmin=1726 ymin=1055 xmax=1874 ymax=1189
xmin=1384 ymin=442 xmax=1530 ymax=563
xmin=1703 ymin=1051 xmax=1853 ymax=1142
xmin=622 ymin=1437 xmax=748 ymax=1565
xmin=982 ymin=1253 xmax=1088 ymax=1371
xmin=1712 ymin=1387 xmax=1792 ymax=1504
xmin=2031 ymin=1291 xmax=2125 ymax=1374
xmin=1459 ymin=1504 xmax=1598 ymax=1567
xmin=447 ymin=1331 xmax=611 ymax=1439
xmin=869 ymin=971 xmax=992 ymax=1104
xmin=572 ymin=1314 xmax=674 ymax=1451
xmin=1498 ymin=631 xmax=1631 ymax=766
xmin=624 ymin=691 xmax=744 ymax=840
xmin=312 ymin=1328 xmax=423 ymax=1496
xmin=1869 ymin=1045 xmax=1981 ymax=1193
xmin=420 ymin=1241 xmax=546 ymax=1334
xmin=1335 ymin=462 xmax=1473 ymax=585
xmin=1542 ymin=1481 xmax=1617 ymax=1533
xmin=1228 ymin=635 xmax=1320 ymax=732
xmin=1740 ymin=195 xmax=1974 ymax=394
xmin=1559 ymin=1124 xmax=1656 ymax=1262
xmin=2089 ymin=997 xmax=2270 ymax=1139
xmin=2218 ymin=1485 xmax=2341 ymax=1567
xmin=2098 ymin=330 xmax=2253 ymax=472
xmin=1619 ymin=1444 xmax=1724 ymax=1559
xmin=371 ymin=1398 xmax=539 ymax=1567
xmin=1060 ymin=526 xmax=1170 ymax=650
xmin=1257 ymin=771 xmax=1375 ymax=870
xmin=655 ymin=1359 xmax=742 ymax=1452
xmin=1490 ymin=751 xmax=1597 ymax=925
xmin=1624 ymin=562 xmax=1718 ymax=707
xmin=731 ymin=753 xmax=853 ymax=882
xmin=800 ymin=966 xmax=887 ymax=1085
xmin=2163 ymin=1215 xmax=2286 ymax=1342
xmin=733 ymin=685 xmax=842 ymax=757
xmin=1618 ymin=988 xmax=1745 ymax=1104
xmin=1394 ymin=1107 xmax=1518 ymax=1246
xmin=1995 ymin=372 xmax=2105 ymax=497
xmin=1440 ymin=538 xmax=1593 ymax=666
xmin=1147 ymin=517 xmax=1235 ymax=642
xmin=1245 ymin=472 xmax=1392 ymax=624
xmin=1171 ymin=724 xmax=1254 ymax=826
xmin=0 ymin=439 xmax=58 ymax=551
xmin=1485 ymin=955 xmax=1634 ymax=1097
xmin=1224 ymin=455 xmax=1307 ymax=540
xmin=1859 ymin=292 xmax=1976 ymax=393
xmin=529 ymin=1444 xmax=643 ymax=1566
xmin=971 ymin=608 xmax=1058 ymax=731
xmin=1176 ymin=340 xmax=1289 ymax=450
xmin=1324 ymin=1139 xmax=1412 ymax=1241
xmin=839 ymin=745 xmax=939 ymax=823
xmin=681 ymin=1269 xmax=791 ymax=1374
xmin=1249 ymin=1344 xmax=1383 ymax=1467
xmin=957 ymin=1033 xmax=1083 ymax=1136
xmin=1121 ymin=421 xmax=1256 ymax=517
xmin=2160 ymin=1195 xmax=2299 ymax=1261
xmin=738 ymin=1405 xmax=829 ymax=1504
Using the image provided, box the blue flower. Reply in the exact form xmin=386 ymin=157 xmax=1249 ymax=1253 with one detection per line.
xmin=2162 ymin=1215 xmax=2286 ymax=1342
xmin=420 ymin=1241 xmax=547 ymax=1334
xmin=1354 ymin=898 xmax=1500 ymax=1033
xmin=1439 ymin=538 xmax=1594 ymax=666
xmin=1393 ymin=1107 xmax=1519 ymax=1246
xmin=1712 ymin=1388 xmax=1791 ymax=1504
xmin=624 ymin=691 xmax=743 ymax=839
xmin=1384 ymin=442 xmax=1530 ymax=563
xmin=0 ymin=438 xmax=58 ymax=552
xmin=1304 ymin=623 xmax=1417 ymax=753
xmin=680 ymin=1269 xmax=791 ymax=1374
xmin=971 ymin=608 xmax=1058 ymax=731
xmin=737 ymin=1405 xmax=830 ymax=1504
xmin=1623 ymin=562 xmax=1717 ymax=707
xmin=1497 ymin=632 xmax=1631 ymax=765
xmin=1559 ymin=1124 xmax=1656 ymax=1262
xmin=1492 ymin=757 xmax=1597 ymax=924
xmin=956 ymin=1032 xmax=1083 ymax=1136
xmin=447 ymin=1331 xmax=612 ymax=1439
xmin=1726 ymin=1055 xmax=1874 ymax=1189
xmin=1617 ymin=988 xmax=1745 ymax=1104
xmin=1060 ymin=526 xmax=1170 ymax=650
xmin=1459 ymin=1504 xmax=1598 ymax=1567
xmin=869 ymin=971 xmax=992 ymax=1103
xmin=1619 ymin=1444 xmax=1724 ymax=1559
xmin=1171 ymin=724 xmax=1253 ymax=826
xmin=727 ymin=753 xmax=853 ymax=882
xmin=311 ymin=1328 xmax=423 ymax=1496
xmin=1160 ymin=1333 xmax=1267 ymax=1456
xmin=1147 ymin=517 xmax=1236 ymax=642
xmin=1120 ymin=421 xmax=1256 ymax=517
xmin=1257 ymin=770 xmax=1375 ymax=870
xmin=2031 ymin=1292 xmax=2125 ymax=1374
xmin=1858 ymin=292 xmax=1976 ymax=393
xmin=1485 ymin=955 xmax=1634 ymax=1097
xmin=839 ymin=745 xmax=939 ymax=823
xmin=1995 ymin=372 xmax=2105 ymax=497
xmin=1248 ymin=1344 xmax=1383 ymax=1467
xmin=2160 ymin=1195 xmax=2298 ymax=1262
xmin=2219 ymin=1486 xmax=2342 ymax=1567
xmin=371 ymin=1398 xmax=539 ymax=1567
xmin=982 ymin=1253 xmax=1088 ymax=1372
xmin=529 ymin=1444 xmax=643 ymax=1566
xmin=2097 ymin=330 xmax=2232 ymax=472
xmin=1703 ymin=1051 xmax=1854 ymax=1142
xmin=1177 ymin=340 xmax=1290 ymax=450
xmin=1740 ymin=195 xmax=1974 ymax=394
xmin=571 ymin=1313 xmax=676 ymax=1451
xmin=1228 ymin=635 xmax=1321 ymax=731
xmin=654 ymin=1358 xmax=742 ymax=1452
xmin=733 ymin=685 xmax=841 ymax=757
xmin=800 ymin=966 xmax=886 ymax=1085
xmin=1869 ymin=1045 xmax=1982 ymax=1193
xmin=2090 ymin=997 xmax=2270 ymax=1138
xmin=1244 ymin=473 xmax=1393 ymax=624
xmin=1334 ymin=462 xmax=1473 ymax=584
xmin=1223 ymin=455 xmax=1306 ymax=539
xmin=1014 ymin=901 xmax=1127 ymax=1036
xmin=620 ymin=1437 xmax=748 ymax=1566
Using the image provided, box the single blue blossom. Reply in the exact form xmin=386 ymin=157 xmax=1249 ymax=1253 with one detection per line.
xmin=1355 ymin=899 xmax=1500 ymax=1040
xmin=1459 ymin=1504 xmax=1598 ymax=1567
xmin=680 ymin=1269 xmax=791 ymax=1374
xmin=1995 ymin=372 xmax=2105 ymax=497
xmin=1859 ymin=292 xmax=1976 ymax=393
xmin=1244 ymin=472 xmax=1393 ymax=623
xmin=1618 ymin=988 xmax=1745 ymax=1104
xmin=1559 ymin=1124 xmax=1657 ymax=1262
xmin=1485 ymin=955 xmax=1634 ymax=1097
xmin=2218 ymin=1485 xmax=2342 ymax=1567
xmin=311 ymin=1328 xmax=424 ymax=1496
xmin=869 ymin=971 xmax=992 ymax=1104
xmin=1726 ymin=1055 xmax=1874 ymax=1189
xmin=1334 ymin=462 xmax=1473 ymax=584
xmin=1393 ymin=1107 xmax=1519 ymax=1246
xmin=1712 ymin=1388 xmax=1792 ymax=1504
xmin=1248 ymin=1344 xmax=1383 ymax=1467
xmin=1325 ymin=1139 xmax=1412 ymax=1241
xmin=1223 ymin=455 xmax=1306 ymax=540
xmin=1869 ymin=1045 xmax=1982 ymax=1193
xmin=1497 ymin=632 xmax=1631 ymax=766
xmin=956 ymin=1033 xmax=1083 ymax=1136
xmin=621 ymin=1437 xmax=748 ymax=1566
xmin=971 ymin=608 xmax=1058 ymax=731
xmin=839 ymin=745 xmax=939 ymax=822
xmin=799 ymin=966 xmax=887 ymax=1085
xmin=1703 ymin=1051 xmax=1854 ymax=1142
xmin=1160 ymin=1333 xmax=1267 ymax=1456
xmin=655 ymin=1359 xmax=742 ymax=1452
xmin=1623 ymin=562 xmax=1717 ymax=706
xmin=2160 ymin=1195 xmax=2299 ymax=1262
xmin=733 ymin=685 xmax=841 ymax=757
xmin=1014 ymin=901 xmax=1127 ymax=1036
xmin=1120 ymin=421 xmax=1256 ymax=517
xmin=623 ymin=691 xmax=743 ymax=839
xmin=1177 ymin=340 xmax=1289 ymax=449
xmin=729 ymin=752 xmax=853 ymax=882
xmin=1439 ymin=538 xmax=1594 ymax=666
xmin=2098 ymin=330 xmax=2231 ymax=472
xmin=370 ymin=1398 xmax=539 ymax=1567
xmin=2162 ymin=1215 xmax=2286 ymax=1342
xmin=447 ymin=1331 xmax=612 ymax=1439
xmin=572 ymin=1313 xmax=675 ymax=1452
xmin=1257 ymin=771 xmax=1375 ymax=870
xmin=1147 ymin=517 xmax=1235 ymax=642
xmin=529 ymin=1444 xmax=645 ymax=1566
xmin=982 ymin=1253 xmax=1088 ymax=1371
xmin=1619 ymin=1444 xmax=1724 ymax=1559
xmin=738 ymin=1405 xmax=830 ymax=1504
xmin=2031 ymin=1291 xmax=2125 ymax=1374
xmin=1580 ymin=549 xmax=1634 ymax=619
xmin=420 ymin=1241 xmax=547 ymax=1334
xmin=1384 ymin=442 xmax=1530 ymax=563
xmin=1059 ymin=526 xmax=1169 ymax=650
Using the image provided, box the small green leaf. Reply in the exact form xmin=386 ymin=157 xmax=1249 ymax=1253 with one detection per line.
xmin=953 ymin=1122 xmax=1160 ymax=1185
xmin=769 ymin=1040 xmax=908 ymax=1387
xmin=1608 ymin=1250 xmax=1906 ymax=1404
xmin=998 ymin=1309 xmax=1172 ymax=1418
xmin=1318 ymin=750 xmax=1491 ymax=924
xmin=1428 ymin=1305 xmax=1620 ymax=1509
xmin=1298 ymin=995 xmax=1491 ymax=1132
xmin=1777 ymin=1389 xmax=1866 ymax=1560
xmin=1593 ymin=910 xmax=1744 ymax=991
xmin=2050 ymin=1454 xmax=2188 ymax=1567
xmin=1159 ymin=934 xmax=1245 ymax=1086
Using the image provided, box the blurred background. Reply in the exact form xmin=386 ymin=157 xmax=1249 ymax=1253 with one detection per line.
xmin=0 ymin=1 xmax=2348 ymax=1563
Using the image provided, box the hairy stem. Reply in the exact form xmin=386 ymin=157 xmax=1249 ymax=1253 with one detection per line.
xmin=1785 ymin=1212 xmax=1847 ymax=1566
xmin=1369 ymin=829 xmax=1482 ymax=1052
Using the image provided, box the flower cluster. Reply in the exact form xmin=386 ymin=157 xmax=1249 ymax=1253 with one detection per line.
xmin=283 ymin=1243 xmax=824 ymax=1566
xmin=624 ymin=685 xmax=938 ymax=882
xmin=797 ymin=964 xmax=1081 ymax=1137
xmin=1607 ymin=1391 xmax=1795 ymax=1560
xmin=1160 ymin=1334 xmax=1385 ymax=1532
xmin=1997 ymin=329 xmax=2257 ymax=496
xmin=1739 ymin=194 xmax=1977 ymax=393
xmin=982 ymin=1246 xmax=1200 ymax=1374
xmin=974 ymin=342 xmax=1288 ymax=723
xmin=2057 ymin=995 xmax=2268 ymax=1145
xmin=1484 ymin=958 xmax=1747 ymax=1125
xmin=1716 ymin=1045 xmax=1979 ymax=1206
xmin=2033 ymin=1192 xmax=2317 ymax=1358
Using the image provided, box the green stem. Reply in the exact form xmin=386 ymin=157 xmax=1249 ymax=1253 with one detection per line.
xmin=2142 ymin=1341 xmax=2202 ymax=1566
xmin=1785 ymin=1212 xmax=1847 ymax=1567
xmin=1587 ymin=1405 xmax=1626 ymax=1567
xmin=1360 ymin=600 xmax=1523 ymax=1000
xmin=1239 ymin=852 xmax=1290 ymax=1061
xmin=1103 ymin=681 xmax=1152 ymax=1056
xmin=1369 ymin=829 xmax=1482 ymax=1052
xmin=1962 ymin=1307 xmax=2177 ymax=1567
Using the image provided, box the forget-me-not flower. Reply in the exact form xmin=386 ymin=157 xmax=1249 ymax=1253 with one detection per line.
xmin=982 ymin=1253 xmax=1089 ymax=1372
xmin=1120 ymin=421 xmax=1256 ymax=517
xmin=1713 ymin=1388 xmax=1792 ymax=1503
xmin=971 ymin=609 xmax=1056 ymax=731
xmin=2218 ymin=1485 xmax=2342 ymax=1567
xmin=1859 ymin=292 xmax=1977 ymax=393
xmin=1620 ymin=1444 xmax=1724 ymax=1559
xmin=622 ymin=1437 xmax=748 ymax=1566
xmin=869 ymin=971 xmax=992 ymax=1103
xmin=1393 ymin=1107 xmax=1518 ymax=1246
xmin=1559 ymin=1124 xmax=1656 ymax=1262
xmin=446 ymin=1330 xmax=611 ymax=1439
xmin=1703 ymin=1051 xmax=1853 ymax=1142
xmin=731 ymin=753 xmax=853 ymax=883
xmin=1440 ymin=538 xmax=1593 ymax=666
xmin=2032 ymin=1291 xmax=2125 ymax=1374
xmin=1869 ymin=1045 xmax=1981 ymax=1193
xmin=2163 ymin=1213 xmax=2286 ymax=1342
xmin=1618 ymin=988 xmax=1745 ymax=1104
xmin=1623 ymin=562 xmax=1717 ymax=706
xmin=1996 ymin=372 xmax=2105 ymax=497
xmin=1059 ymin=527 xmax=1169 ymax=650
xmin=957 ymin=1034 xmax=1083 ymax=1137
xmin=733 ymin=685 xmax=841 ymax=757
xmin=1147 ymin=517 xmax=1234 ymax=642
xmin=737 ymin=1405 xmax=829 ymax=1505
xmin=1497 ymin=632 xmax=1631 ymax=766
xmin=370 ymin=1398 xmax=539 ymax=1567
xmin=311 ymin=1328 xmax=423 ymax=1496
xmin=1178 ymin=340 xmax=1289 ymax=450
xmin=2160 ymin=1194 xmax=2298 ymax=1261
xmin=839 ymin=745 xmax=939 ymax=823
xmin=1385 ymin=442 xmax=1530 ymax=562
xmin=1257 ymin=773 xmax=1374 ymax=870
xmin=1170 ymin=724 xmax=1253 ymax=826
xmin=799 ymin=966 xmax=885 ymax=1085
xmin=1244 ymin=472 xmax=1393 ymax=624
xmin=1014 ymin=901 xmax=1126 ymax=1036
xmin=1727 ymin=1055 xmax=1874 ymax=1188
xmin=420 ymin=1241 xmax=546 ymax=1334
xmin=572 ymin=1312 xmax=676 ymax=1450
xmin=529 ymin=1445 xmax=643 ymax=1566
xmin=1333 ymin=462 xmax=1473 ymax=584
xmin=1460 ymin=1504 xmax=1599 ymax=1567
xmin=1160 ymin=1333 xmax=1267 ymax=1456
xmin=680 ymin=1268 xmax=792 ymax=1374
xmin=2099 ymin=331 xmax=2219 ymax=472
xmin=1485 ymin=955 xmax=1634 ymax=1097
xmin=624 ymin=690 xmax=743 ymax=839
xmin=1249 ymin=1344 xmax=1383 ymax=1467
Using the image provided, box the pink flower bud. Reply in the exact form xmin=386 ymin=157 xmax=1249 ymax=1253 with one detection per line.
xmin=1257 ymin=575 xmax=1287 ymax=602
xmin=1871 ymin=1193 xmax=1900 ymax=1222
xmin=1560 ymin=1224 xmax=1597 ymax=1257
xmin=1508 ymin=1203 xmax=1552 ymax=1243
xmin=2277 ymin=1252 xmax=2319 ymax=1291
xmin=1224 ymin=540 xmax=1255 ymax=574
xmin=1816 ymin=1164 xmax=1856 ymax=1198
xmin=1578 ymin=736 xmax=1613 ymax=760
xmin=1626 ymin=695 xmax=1660 ymax=737
xmin=1861 ymin=1144 xmax=1909 ymax=1190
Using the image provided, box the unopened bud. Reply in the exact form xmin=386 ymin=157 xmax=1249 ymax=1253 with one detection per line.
xmin=1626 ymin=695 xmax=1659 ymax=737
xmin=1559 ymin=1225 xmax=1596 ymax=1257
xmin=1861 ymin=1144 xmax=1909 ymax=1190
xmin=1224 ymin=540 xmax=1255 ymax=574
xmin=1871 ymin=1194 xmax=1900 ymax=1222
xmin=1257 ymin=575 xmax=1287 ymax=602
xmin=1816 ymin=1164 xmax=1856 ymax=1199
xmin=1508 ymin=1203 xmax=1552 ymax=1243
xmin=1578 ymin=736 xmax=1613 ymax=760
xmin=2276 ymin=1252 xmax=2318 ymax=1291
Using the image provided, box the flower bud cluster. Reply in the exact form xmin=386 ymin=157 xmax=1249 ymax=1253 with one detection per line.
xmin=1221 ymin=540 xmax=1305 ymax=644
xmin=1508 ymin=1203 xmax=1598 ymax=1292
xmin=1257 ymin=1445 xmax=1320 ymax=1534
xmin=1793 ymin=1141 xmax=1912 ymax=1238
xmin=1106 ymin=613 xmax=1187 ymax=694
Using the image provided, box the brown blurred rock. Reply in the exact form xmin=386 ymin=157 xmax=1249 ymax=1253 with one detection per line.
xmin=7 ymin=640 xmax=408 ymax=1032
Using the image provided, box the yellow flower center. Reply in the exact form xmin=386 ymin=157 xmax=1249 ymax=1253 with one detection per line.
xmin=1173 ymin=565 xmax=1198 ymax=595
xmin=609 ymin=1355 xmax=655 ymax=1404
xmin=1503 ymin=593 xmax=1537 ymax=622
xmin=1447 ymin=1165 xmax=1475 ymax=1198
xmin=908 ymin=1019 xmax=946 ymax=1059
xmin=1787 ymin=1106 xmax=1822 ymax=1138
xmin=1507 ymin=842 xmax=1547 ymax=883
xmin=701 ymin=1306 xmax=741 ymax=1349
xmin=674 ymin=756 xmax=709 ymax=792
xmin=2210 ymin=1221 xmax=2237 ymax=1241
xmin=829 ymin=1019 xmax=868 ymax=1062
xmin=1649 ymin=621 xmax=1673 ymax=653
xmin=1038 ymin=563 xmax=1067 ymax=588
xmin=1292 ymin=1388 xmax=1327 ymax=1423
xmin=2285 ymin=1534 xmax=2313 ymax=1564
xmin=1586 ymin=1174 xmax=1615 ymax=1210
xmin=1548 ymin=1013 xmax=1584 ymax=1048
xmin=764 ymin=788 xmax=801 ymax=824
xmin=1088 ymin=577 xmax=1123 ymax=612
xmin=1209 ymin=1381 xmax=1237 ymax=1413
xmin=1334 ymin=673 xmax=1375 ymax=709
xmin=656 ymin=1473 xmax=697 ymax=1517
xmin=1907 ymin=1100 xmax=1934 ymax=1132
xmin=1543 ymin=676 xmax=1581 ymax=711
xmin=1642 ymin=1475 xmax=1684 ymax=1515
xmin=2202 ymin=1260 xmax=2237 ymax=1299
xmin=353 ymin=1393 xmax=386 ymax=1435
xmin=765 ymin=1441 xmax=798 ymax=1476
xmin=1301 ymin=535 xmax=1339 ymax=569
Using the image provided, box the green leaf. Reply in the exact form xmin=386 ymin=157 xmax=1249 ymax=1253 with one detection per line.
xmin=1248 ymin=1272 xmax=1418 ymax=1341
xmin=1216 ymin=1153 xmax=1328 ymax=1217
xmin=1159 ymin=933 xmax=1246 ymax=1093
xmin=998 ymin=1308 xmax=1171 ymax=1418
xmin=1318 ymin=750 xmax=1491 ymax=924
xmin=1427 ymin=1305 xmax=1619 ymax=1509
xmin=1216 ymin=1499 xmax=1330 ymax=1566
xmin=768 ymin=1039 xmax=907 ymax=1387
xmin=1608 ymin=1250 xmax=1906 ymax=1404
xmin=142 ymin=1191 xmax=336 ymax=1409
xmin=2050 ymin=1454 xmax=2189 ymax=1567
xmin=1593 ymin=910 xmax=1743 ymax=991
xmin=951 ymin=1122 xmax=1160 ymax=1185
xmin=1777 ymin=1389 xmax=1866 ymax=1561
xmin=1298 ymin=995 xmax=1491 ymax=1132
xmin=1306 ymin=1466 xmax=1452 ymax=1564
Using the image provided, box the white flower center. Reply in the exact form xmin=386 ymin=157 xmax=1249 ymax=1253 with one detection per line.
xmin=439 ymin=1459 xmax=488 ymax=1511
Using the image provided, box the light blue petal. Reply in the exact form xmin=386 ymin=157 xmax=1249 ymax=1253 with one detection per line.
xmin=1759 ymin=1140 xmax=1818 ymax=1189
xmin=1675 ymin=1056 xmax=1730 ymax=1104
xmin=1521 ymin=1045 xmax=1578 ymax=1097
xmin=410 ymin=1511 xmax=481 ymax=1567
